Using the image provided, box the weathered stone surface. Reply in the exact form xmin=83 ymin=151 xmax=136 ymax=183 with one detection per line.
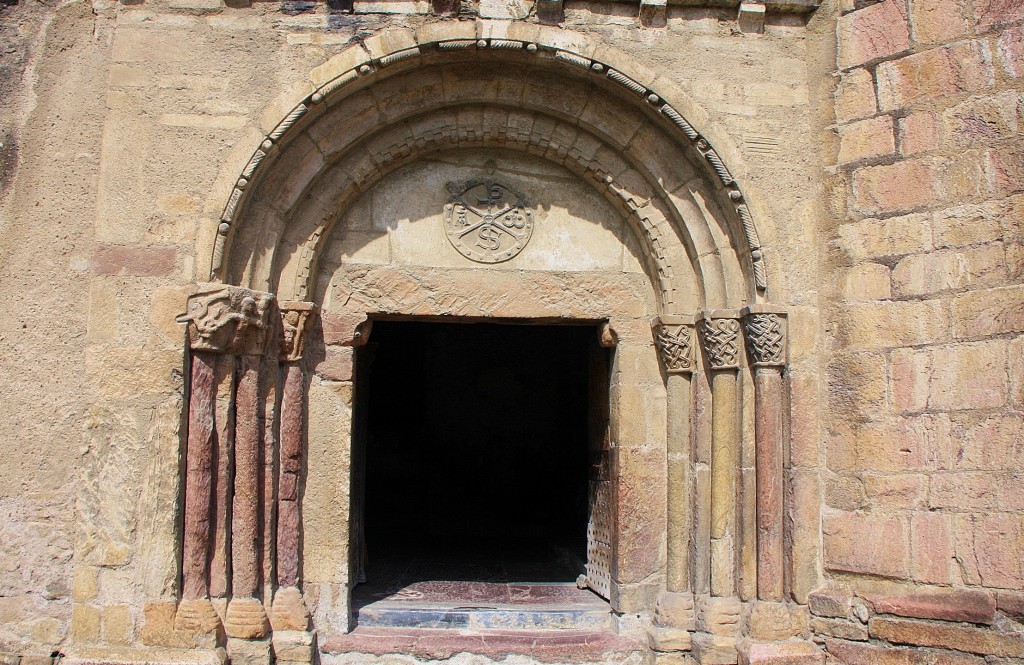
xmin=869 ymin=616 xmax=1024 ymax=657
xmin=838 ymin=115 xmax=895 ymax=165
xmin=877 ymin=40 xmax=996 ymax=111
xmin=738 ymin=641 xmax=824 ymax=665
xmin=646 ymin=625 xmax=692 ymax=652
xmin=863 ymin=589 xmax=995 ymax=625
xmin=824 ymin=638 xmax=986 ymax=664
xmin=810 ymin=617 xmax=868 ymax=641
xmin=808 ymin=587 xmax=853 ymax=619
xmin=837 ymin=0 xmax=910 ymax=69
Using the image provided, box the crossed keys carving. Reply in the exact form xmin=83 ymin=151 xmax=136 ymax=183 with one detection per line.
xmin=444 ymin=178 xmax=534 ymax=264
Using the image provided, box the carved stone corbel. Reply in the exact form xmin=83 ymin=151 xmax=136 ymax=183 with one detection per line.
xmin=654 ymin=315 xmax=696 ymax=374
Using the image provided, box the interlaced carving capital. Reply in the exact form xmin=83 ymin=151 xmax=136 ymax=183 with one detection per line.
xmin=655 ymin=323 xmax=695 ymax=374
xmin=744 ymin=312 xmax=786 ymax=367
xmin=177 ymin=285 xmax=275 ymax=355
xmin=699 ymin=316 xmax=742 ymax=370
xmin=279 ymin=301 xmax=319 ymax=363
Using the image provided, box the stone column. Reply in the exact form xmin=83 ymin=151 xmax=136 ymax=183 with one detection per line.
xmin=653 ymin=316 xmax=696 ymax=594
xmin=743 ymin=307 xmax=788 ymax=602
xmin=697 ymin=310 xmax=743 ymax=599
xmin=176 ymin=285 xmax=275 ymax=634
xmin=272 ymin=302 xmax=318 ymax=633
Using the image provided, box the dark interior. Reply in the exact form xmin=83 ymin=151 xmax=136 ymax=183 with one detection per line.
xmin=356 ymin=320 xmax=594 ymax=586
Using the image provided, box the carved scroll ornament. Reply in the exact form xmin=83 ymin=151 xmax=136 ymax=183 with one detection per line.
xmin=177 ymin=285 xmax=275 ymax=355
xmin=699 ymin=315 xmax=742 ymax=370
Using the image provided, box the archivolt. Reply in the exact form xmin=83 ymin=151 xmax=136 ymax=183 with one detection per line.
xmin=213 ymin=29 xmax=770 ymax=313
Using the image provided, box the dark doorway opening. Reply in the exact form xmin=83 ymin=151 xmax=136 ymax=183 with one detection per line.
xmin=353 ymin=320 xmax=597 ymax=594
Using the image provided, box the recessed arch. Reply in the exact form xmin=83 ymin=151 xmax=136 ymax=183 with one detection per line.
xmin=210 ymin=30 xmax=771 ymax=312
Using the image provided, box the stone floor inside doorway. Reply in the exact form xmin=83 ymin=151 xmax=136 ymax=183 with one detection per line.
xmin=325 ymin=538 xmax=645 ymax=663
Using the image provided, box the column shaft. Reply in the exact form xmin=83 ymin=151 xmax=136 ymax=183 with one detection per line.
xmin=277 ymin=362 xmax=304 ymax=588
xmin=233 ymin=354 xmax=263 ymax=598
xmin=182 ymin=351 xmax=217 ymax=601
xmin=755 ymin=366 xmax=785 ymax=600
xmin=665 ymin=373 xmax=693 ymax=593
xmin=709 ymin=369 xmax=739 ymax=597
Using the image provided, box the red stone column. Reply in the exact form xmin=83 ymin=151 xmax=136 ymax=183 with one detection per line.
xmin=743 ymin=307 xmax=788 ymax=602
xmin=175 ymin=285 xmax=275 ymax=635
xmin=225 ymin=352 xmax=271 ymax=639
xmin=272 ymin=302 xmax=318 ymax=632
xmin=181 ymin=351 xmax=217 ymax=602
xmin=697 ymin=311 xmax=743 ymax=599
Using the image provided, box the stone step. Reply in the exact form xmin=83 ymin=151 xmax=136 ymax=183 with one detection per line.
xmin=321 ymin=627 xmax=646 ymax=664
xmin=355 ymin=602 xmax=612 ymax=631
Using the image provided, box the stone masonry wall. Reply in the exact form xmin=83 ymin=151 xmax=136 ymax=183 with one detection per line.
xmin=0 ymin=1 xmax=824 ymax=661
xmin=821 ymin=0 xmax=1024 ymax=660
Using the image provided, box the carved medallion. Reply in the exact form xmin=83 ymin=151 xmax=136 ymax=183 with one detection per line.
xmin=444 ymin=178 xmax=533 ymax=263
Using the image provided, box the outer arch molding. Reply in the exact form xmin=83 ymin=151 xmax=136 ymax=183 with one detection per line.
xmin=211 ymin=25 xmax=770 ymax=307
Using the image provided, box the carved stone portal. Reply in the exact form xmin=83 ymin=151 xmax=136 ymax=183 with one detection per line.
xmin=444 ymin=178 xmax=533 ymax=263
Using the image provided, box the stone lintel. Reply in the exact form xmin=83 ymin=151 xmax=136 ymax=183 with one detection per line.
xmin=279 ymin=301 xmax=319 ymax=363
xmin=178 ymin=284 xmax=276 ymax=356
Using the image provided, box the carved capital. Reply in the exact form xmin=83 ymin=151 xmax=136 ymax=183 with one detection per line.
xmin=177 ymin=285 xmax=275 ymax=355
xmin=743 ymin=307 xmax=787 ymax=367
xmin=697 ymin=311 xmax=742 ymax=370
xmin=654 ymin=315 xmax=696 ymax=374
xmin=279 ymin=301 xmax=319 ymax=363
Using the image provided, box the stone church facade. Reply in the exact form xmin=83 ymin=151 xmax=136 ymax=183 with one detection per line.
xmin=1 ymin=0 xmax=1022 ymax=662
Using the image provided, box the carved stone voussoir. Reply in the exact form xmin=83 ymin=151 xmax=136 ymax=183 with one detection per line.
xmin=654 ymin=315 xmax=696 ymax=374
xmin=178 ymin=285 xmax=276 ymax=355
xmin=697 ymin=311 xmax=742 ymax=370
xmin=743 ymin=307 xmax=787 ymax=367
xmin=279 ymin=301 xmax=319 ymax=363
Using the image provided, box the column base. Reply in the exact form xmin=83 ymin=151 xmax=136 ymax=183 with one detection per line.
xmin=272 ymin=630 xmax=316 ymax=665
xmin=271 ymin=587 xmax=310 ymax=632
xmin=174 ymin=599 xmax=222 ymax=636
xmin=656 ymin=591 xmax=696 ymax=629
xmin=224 ymin=598 xmax=270 ymax=639
xmin=226 ymin=638 xmax=271 ymax=665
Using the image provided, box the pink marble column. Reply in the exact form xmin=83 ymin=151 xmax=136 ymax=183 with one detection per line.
xmin=272 ymin=302 xmax=318 ymax=632
xmin=743 ymin=308 xmax=788 ymax=602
